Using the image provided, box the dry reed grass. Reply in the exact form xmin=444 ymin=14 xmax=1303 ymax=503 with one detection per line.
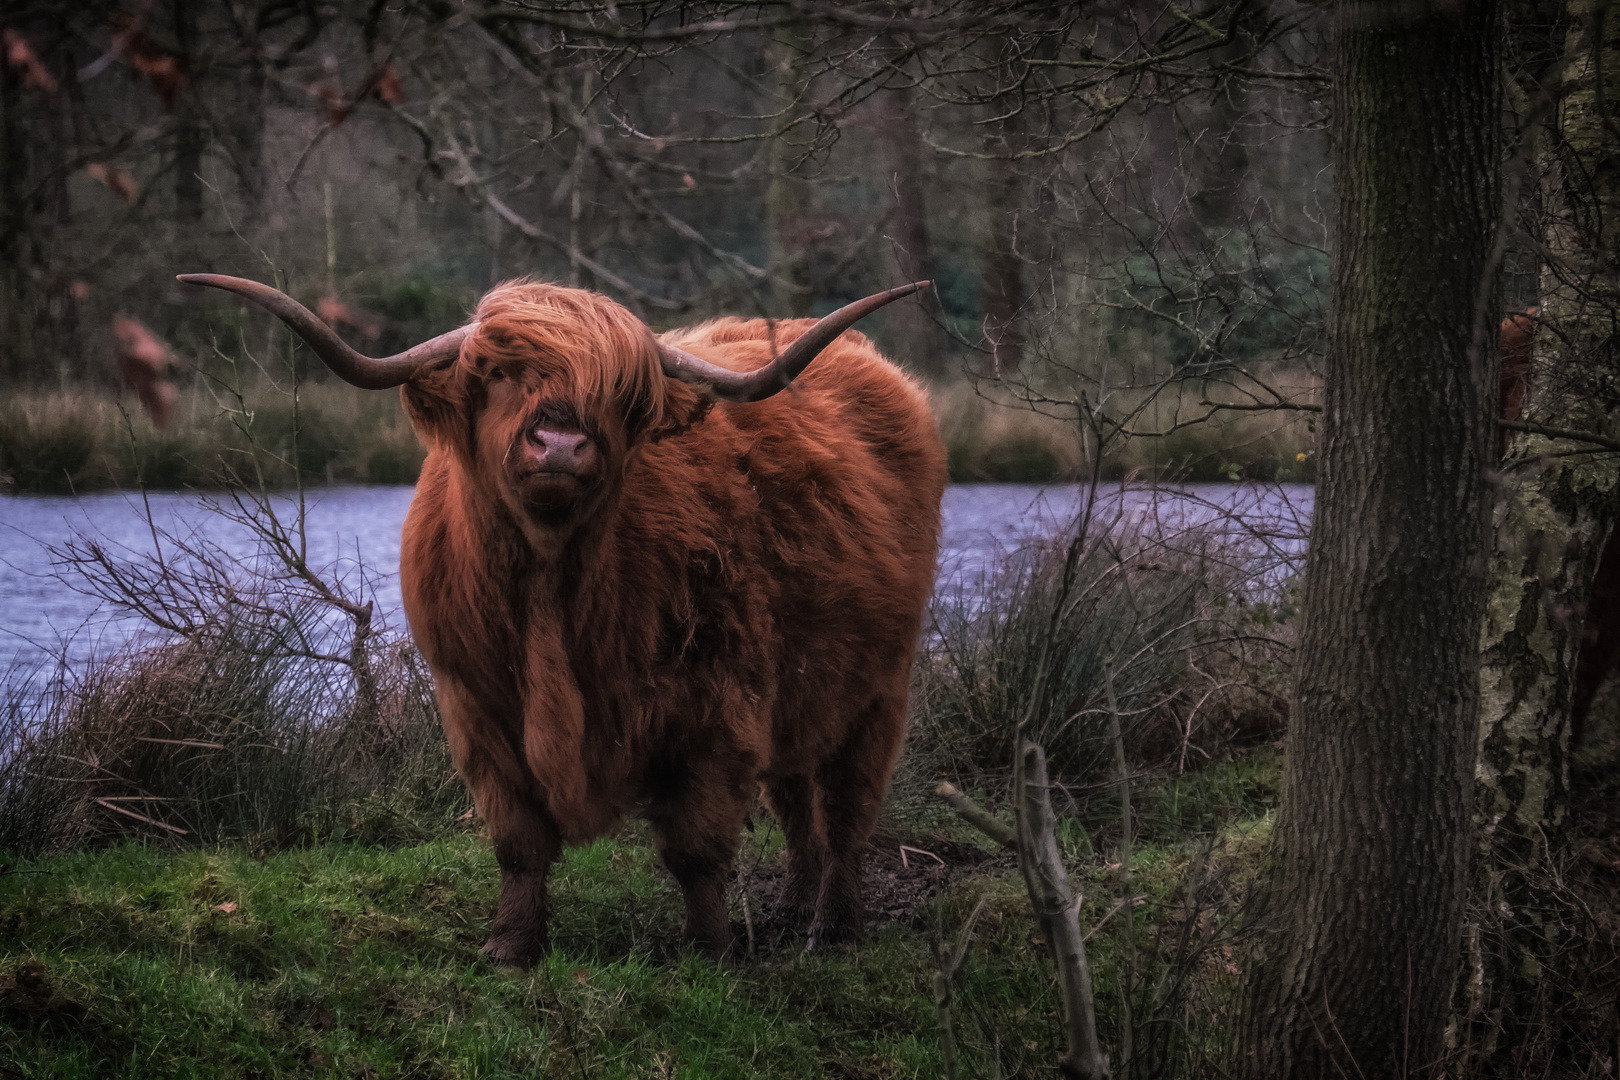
xmin=0 ymin=382 xmax=425 ymax=492
xmin=0 ymin=374 xmax=1319 ymax=493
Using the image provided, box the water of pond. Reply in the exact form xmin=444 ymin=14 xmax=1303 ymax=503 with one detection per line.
xmin=1 ymin=483 xmax=1313 ymax=684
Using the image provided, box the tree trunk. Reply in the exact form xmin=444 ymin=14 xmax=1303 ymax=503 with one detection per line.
xmin=1237 ymin=3 xmax=1501 ymax=1077
xmin=872 ymin=84 xmax=941 ymax=378
xmin=0 ymin=37 xmax=29 ymax=382
xmin=766 ymin=21 xmax=813 ymax=318
xmin=1460 ymin=0 xmax=1620 ymax=1067
xmin=981 ymin=97 xmax=1024 ymax=375
xmin=172 ymin=0 xmax=205 ymax=227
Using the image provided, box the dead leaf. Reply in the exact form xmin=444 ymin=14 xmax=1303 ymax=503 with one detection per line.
xmin=372 ymin=64 xmax=404 ymax=105
xmin=308 ymin=76 xmax=348 ymax=125
xmin=214 ymin=901 xmax=237 ymax=914
xmin=85 ymin=162 xmax=139 ymax=204
xmin=3 ymin=30 xmax=57 ymax=93
xmin=106 ymin=12 xmax=186 ymax=108
xmin=111 ymin=314 xmax=178 ymax=428
xmin=572 ymin=967 xmax=588 ymax=986
xmin=317 ymin=295 xmax=383 ymax=340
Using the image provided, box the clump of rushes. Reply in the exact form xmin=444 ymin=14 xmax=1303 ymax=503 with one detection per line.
xmin=0 ymin=392 xmax=105 ymax=492
xmin=902 ymin=508 xmax=1295 ymax=818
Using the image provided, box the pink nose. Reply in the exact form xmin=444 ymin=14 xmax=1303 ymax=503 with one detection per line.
xmin=527 ymin=426 xmax=594 ymax=473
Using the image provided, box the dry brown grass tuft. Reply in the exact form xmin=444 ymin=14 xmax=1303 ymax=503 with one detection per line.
xmin=0 ymin=611 xmax=462 ymax=857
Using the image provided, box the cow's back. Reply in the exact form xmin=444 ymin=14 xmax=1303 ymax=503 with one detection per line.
xmin=649 ymin=318 xmax=947 ymax=766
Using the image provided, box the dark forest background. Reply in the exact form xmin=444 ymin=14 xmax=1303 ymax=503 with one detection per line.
xmin=0 ymin=0 xmax=1363 ymax=489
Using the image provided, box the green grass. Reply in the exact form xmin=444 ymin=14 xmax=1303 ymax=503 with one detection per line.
xmin=0 ymin=755 xmax=1282 ymax=1080
xmin=0 ymin=831 xmax=1013 ymax=1079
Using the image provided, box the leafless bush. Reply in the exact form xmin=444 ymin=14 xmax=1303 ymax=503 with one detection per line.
xmin=0 ymin=387 xmax=468 ymax=856
xmin=0 ymin=611 xmax=459 ymax=857
xmin=905 ymin=486 xmax=1298 ymax=810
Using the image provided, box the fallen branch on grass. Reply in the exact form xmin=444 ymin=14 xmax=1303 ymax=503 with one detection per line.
xmin=92 ymin=798 xmax=187 ymax=834
xmin=1017 ymin=741 xmax=1110 ymax=1080
xmin=933 ymin=781 xmax=1019 ymax=851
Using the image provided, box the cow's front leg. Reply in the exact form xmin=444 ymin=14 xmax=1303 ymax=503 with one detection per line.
xmin=439 ymin=678 xmax=562 ymax=968
xmin=648 ymin=757 xmax=754 ymax=961
xmin=482 ymin=792 xmax=562 ymax=968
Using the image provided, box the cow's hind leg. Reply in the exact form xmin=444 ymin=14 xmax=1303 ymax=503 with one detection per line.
xmin=762 ymin=772 xmax=824 ymax=927
xmin=648 ymin=757 xmax=753 ymax=961
xmin=811 ymin=692 xmax=906 ymax=947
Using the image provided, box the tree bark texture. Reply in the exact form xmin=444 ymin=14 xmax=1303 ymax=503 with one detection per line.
xmin=766 ymin=21 xmax=814 ymax=319
xmin=872 ymin=84 xmax=942 ymax=378
xmin=1237 ymin=3 xmax=1501 ymax=1077
xmin=980 ymin=72 xmax=1025 ymax=375
xmin=1460 ymin=0 xmax=1620 ymax=1067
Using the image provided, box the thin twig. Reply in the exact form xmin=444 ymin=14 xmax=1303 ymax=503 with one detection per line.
xmin=93 ymin=798 xmax=187 ymax=834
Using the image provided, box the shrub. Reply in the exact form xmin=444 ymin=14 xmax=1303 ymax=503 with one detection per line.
xmin=0 ymin=469 xmax=464 ymax=857
xmin=903 ymin=493 xmax=1295 ymax=821
xmin=0 ymin=612 xmax=460 ymax=858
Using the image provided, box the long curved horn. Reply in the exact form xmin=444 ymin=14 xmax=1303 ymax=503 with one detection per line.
xmin=658 ymin=281 xmax=930 ymax=402
xmin=177 ymin=274 xmax=473 ymax=390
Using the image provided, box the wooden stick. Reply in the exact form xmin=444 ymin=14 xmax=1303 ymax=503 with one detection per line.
xmin=93 ymin=798 xmax=187 ymax=834
xmin=934 ymin=781 xmax=1019 ymax=851
xmin=1017 ymin=741 xmax=1109 ymax=1079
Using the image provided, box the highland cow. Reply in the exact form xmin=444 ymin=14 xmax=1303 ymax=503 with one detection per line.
xmin=180 ymin=273 xmax=946 ymax=965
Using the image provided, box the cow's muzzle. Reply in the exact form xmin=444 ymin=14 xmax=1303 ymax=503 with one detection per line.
xmin=524 ymin=424 xmax=595 ymax=476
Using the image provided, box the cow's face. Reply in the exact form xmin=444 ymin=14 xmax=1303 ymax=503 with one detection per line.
xmin=468 ymin=344 xmax=627 ymax=529
xmin=404 ymin=283 xmax=703 ymax=545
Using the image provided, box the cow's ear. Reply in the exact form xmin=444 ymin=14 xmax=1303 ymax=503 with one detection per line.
xmin=401 ymin=359 xmax=476 ymax=455
xmin=630 ymin=377 xmax=712 ymax=445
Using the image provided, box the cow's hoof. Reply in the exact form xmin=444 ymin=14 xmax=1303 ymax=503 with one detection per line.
xmin=480 ymin=935 xmax=544 ymax=970
xmin=805 ymin=919 xmax=859 ymax=951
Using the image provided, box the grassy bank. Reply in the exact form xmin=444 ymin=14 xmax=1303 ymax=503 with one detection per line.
xmin=0 ymin=751 xmax=1279 ymax=1080
xmin=0 ymin=490 xmax=1301 ymax=1076
xmin=0 ymin=377 xmax=1318 ymax=494
xmin=4 ymin=475 xmax=1617 ymax=1075
xmin=0 ymin=384 xmax=426 ymax=493
xmin=932 ymin=379 xmax=1319 ymax=485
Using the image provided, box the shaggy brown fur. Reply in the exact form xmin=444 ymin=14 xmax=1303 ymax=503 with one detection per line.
xmin=396 ymin=281 xmax=945 ymax=964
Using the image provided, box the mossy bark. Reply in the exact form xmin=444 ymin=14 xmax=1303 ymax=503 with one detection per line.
xmin=1459 ymin=0 xmax=1620 ymax=1067
xmin=1236 ymin=3 xmax=1501 ymax=1076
